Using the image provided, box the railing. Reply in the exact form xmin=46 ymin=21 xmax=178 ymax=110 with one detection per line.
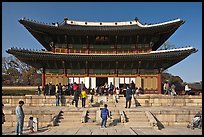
xmin=81 ymin=110 xmax=87 ymax=123
xmin=145 ymin=111 xmax=158 ymax=129
xmin=119 ymin=111 xmax=126 ymax=123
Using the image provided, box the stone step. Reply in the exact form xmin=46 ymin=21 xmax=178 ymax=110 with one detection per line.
xmin=126 ymin=115 xmax=147 ymax=119
xmin=61 ymin=119 xmax=82 ymax=122
xmin=126 ymin=115 xmax=148 ymax=119
xmin=126 ymin=118 xmax=149 ymax=122
xmin=125 ymin=111 xmax=145 ymax=114
xmin=124 ymin=122 xmax=152 ymax=127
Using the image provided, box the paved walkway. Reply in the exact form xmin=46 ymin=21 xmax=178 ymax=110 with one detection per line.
xmin=2 ymin=125 xmax=202 ymax=135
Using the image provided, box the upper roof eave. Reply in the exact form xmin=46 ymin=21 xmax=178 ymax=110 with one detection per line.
xmin=19 ymin=17 xmax=185 ymax=31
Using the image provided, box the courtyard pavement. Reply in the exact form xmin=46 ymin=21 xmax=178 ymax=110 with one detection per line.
xmin=2 ymin=124 xmax=202 ymax=135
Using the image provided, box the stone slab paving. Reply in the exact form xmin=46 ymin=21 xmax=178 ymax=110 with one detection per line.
xmin=2 ymin=124 xmax=202 ymax=135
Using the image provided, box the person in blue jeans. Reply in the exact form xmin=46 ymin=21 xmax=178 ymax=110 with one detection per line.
xmin=55 ymin=91 xmax=60 ymax=106
xmin=100 ymin=104 xmax=110 ymax=128
xmin=16 ymin=101 xmax=25 ymax=135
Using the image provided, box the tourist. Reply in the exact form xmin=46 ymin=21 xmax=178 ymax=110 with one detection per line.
xmin=2 ymin=104 xmax=5 ymax=124
xmin=100 ymin=104 xmax=110 ymax=128
xmin=131 ymin=80 xmax=136 ymax=95
xmin=116 ymin=87 xmax=120 ymax=100
xmin=16 ymin=101 xmax=25 ymax=135
xmin=125 ymin=84 xmax=132 ymax=108
xmin=109 ymin=82 xmax=114 ymax=95
xmin=171 ymin=83 xmax=176 ymax=96
xmin=27 ymin=117 xmax=35 ymax=133
xmin=44 ymin=84 xmax=48 ymax=96
xmin=37 ymin=85 xmax=41 ymax=96
xmin=65 ymin=85 xmax=70 ymax=96
xmin=72 ymin=85 xmax=80 ymax=108
xmin=185 ymin=83 xmax=191 ymax=95
xmin=48 ymin=83 xmax=52 ymax=96
xmin=104 ymin=82 xmax=109 ymax=95
xmin=80 ymin=81 xmax=85 ymax=92
xmin=135 ymin=87 xmax=140 ymax=96
xmin=81 ymin=88 xmax=87 ymax=108
xmin=58 ymin=83 xmax=62 ymax=95
xmin=55 ymin=91 xmax=60 ymax=106
xmin=69 ymin=83 xmax=73 ymax=96
xmin=98 ymin=86 xmax=102 ymax=96
xmin=62 ymin=85 xmax=66 ymax=95
xmin=73 ymin=82 xmax=78 ymax=93
xmin=164 ymin=81 xmax=169 ymax=95
xmin=55 ymin=84 xmax=58 ymax=94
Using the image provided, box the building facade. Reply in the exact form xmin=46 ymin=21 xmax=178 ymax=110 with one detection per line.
xmin=7 ymin=17 xmax=197 ymax=94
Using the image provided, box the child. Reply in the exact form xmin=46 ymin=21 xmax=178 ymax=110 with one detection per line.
xmin=100 ymin=104 xmax=110 ymax=128
xmin=81 ymin=88 xmax=87 ymax=108
xmin=27 ymin=117 xmax=35 ymax=133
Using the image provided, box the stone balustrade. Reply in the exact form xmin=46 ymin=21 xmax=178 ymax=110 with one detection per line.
xmin=3 ymin=110 xmax=59 ymax=128
xmin=151 ymin=110 xmax=202 ymax=126
xmin=135 ymin=95 xmax=202 ymax=107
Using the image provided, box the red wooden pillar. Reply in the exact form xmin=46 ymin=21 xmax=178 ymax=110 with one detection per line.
xmin=42 ymin=68 xmax=45 ymax=90
xmin=157 ymin=73 xmax=162 ymax=94
xmin=64 ymin=68 xmax=67 ymax=77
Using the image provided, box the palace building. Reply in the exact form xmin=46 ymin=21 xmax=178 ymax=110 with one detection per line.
xmin=6 ymin=17 xmax=197 ymax=94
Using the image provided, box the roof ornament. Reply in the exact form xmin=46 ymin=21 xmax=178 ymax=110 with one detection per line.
xmin=55 ymin=22 xmax=59 ymax=27
xmin=64 ymin=17 xmax=68 ymax=21
xmin=134 ymin=17 xmax=139 ymax=22
xmin=64 ymin=17 xmax=68 ymax=24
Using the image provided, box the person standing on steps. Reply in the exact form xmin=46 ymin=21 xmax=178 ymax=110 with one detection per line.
xmin=16 ymin=101 xmax=25 ymax=135
xmin=100 ymin=104 xmax=110 ymax=128
xmin=125 ymin=84 xmax=132 ymax=108
xmin=81 ymin=88 xmax=87 ymax=108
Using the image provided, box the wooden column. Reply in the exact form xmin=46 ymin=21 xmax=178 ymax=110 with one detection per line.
xmin=157 ymin=73 xmax=162 ymax=94
xmin=86 ymin=36 xmax=89 ymax=54
xmin=86 ymin=60 xmax=89 ymax=76
xmin=115 ymin=35 xmax=117 ymax=54
xmin=65 ymin=35 xmax=69 ymax=54
xmin=64 ymin=68 xmax=67 ymax=77
xmin=42 ymin=68 xmax=45 ymax=90
xmin=116 ymin=61 xmax=118 ymax=77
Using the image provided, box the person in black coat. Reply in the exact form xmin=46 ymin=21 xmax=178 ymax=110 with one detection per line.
xmin=125 ymin=84 xmax=132 ymax=108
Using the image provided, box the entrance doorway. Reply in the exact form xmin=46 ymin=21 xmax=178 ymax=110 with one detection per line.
xmin=96 ymin=77 xmax=108 ymax=87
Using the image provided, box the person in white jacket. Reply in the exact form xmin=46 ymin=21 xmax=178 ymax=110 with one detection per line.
xmin=16 ymin=101 xmax=25 ymax=135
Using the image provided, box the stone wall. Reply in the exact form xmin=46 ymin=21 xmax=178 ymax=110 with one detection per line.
xmin=3 ymin=109 xmax=58 ymax=128
xmin=2 ymin=95 xmax=202 ymax=107
xmin=151 ymin=110 xmax=201 ymax=126
xmin=135 ymin=95 xmax=202 ymax=107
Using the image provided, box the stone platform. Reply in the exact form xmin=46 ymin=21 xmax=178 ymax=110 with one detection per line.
xmin=2 ymin=105 xmax=202 ymax=135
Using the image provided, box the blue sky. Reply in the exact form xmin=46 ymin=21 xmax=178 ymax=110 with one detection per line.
xmin=2 ymin=2 xmax=202 ymax=83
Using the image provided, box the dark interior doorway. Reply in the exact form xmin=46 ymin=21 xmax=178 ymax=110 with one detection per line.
xmin=96 ymin=77 xmax=108 ymax=87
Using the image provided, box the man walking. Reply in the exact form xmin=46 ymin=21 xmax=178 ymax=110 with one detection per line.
xmin=16 ymin=101 xmax=25 ymax=135
xmin=100 ymin=104 xmax=110 ymax=128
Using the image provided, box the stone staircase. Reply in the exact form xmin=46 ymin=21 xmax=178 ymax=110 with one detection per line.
xmin=107 ymin=109 xmax=121 ymax=126
xmin=57 ymin=110 xmax=84 ymax=128
xmin=86 ymin=109 xmax=96 ymax=123
xmin=123 ymin=110 xmax=152 ymax=128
